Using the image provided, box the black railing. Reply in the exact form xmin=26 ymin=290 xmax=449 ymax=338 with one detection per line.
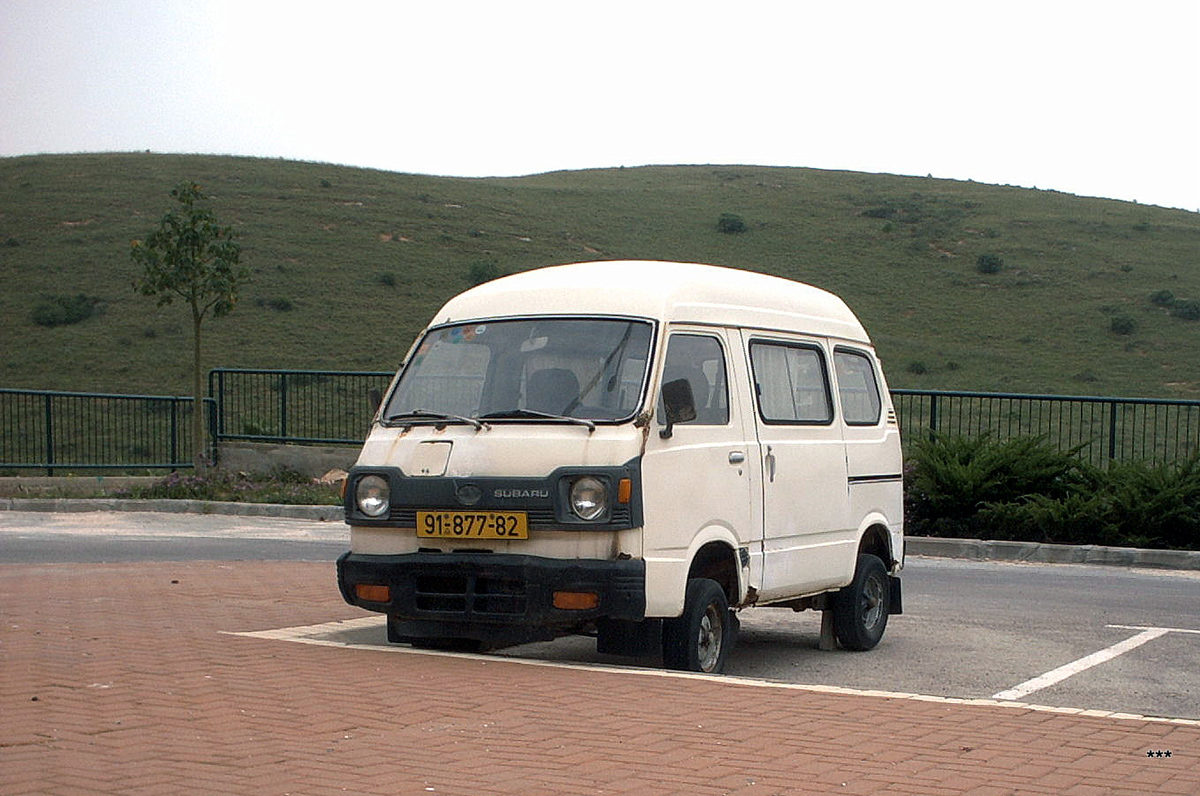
xmin=892 ymin=389 xmax=1200 ymax=466
xmin=0 ymin=388 xmax=213 ymax=475
xmin=209 ymin=368 xmax=392 ymax=445
xmin=4 ymin=376 xmax=1199 ymax=474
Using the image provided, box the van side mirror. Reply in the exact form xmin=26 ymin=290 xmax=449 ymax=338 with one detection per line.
xmin=659 ymin=378 xmax=697 ymax=439
xmin=368 ymin=388 xmax=383 ymax=414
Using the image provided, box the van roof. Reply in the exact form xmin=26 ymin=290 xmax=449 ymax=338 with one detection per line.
xmin=433 ymin=260 xmax=870 ymax=343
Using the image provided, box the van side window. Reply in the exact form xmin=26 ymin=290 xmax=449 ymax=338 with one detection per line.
xmin=749 ymin=341 xmax=833 ymax=424
xmin=658 ymin=334 xmax=729 ymax=425
xmin=834 ymin=348 xmax=883 ymax=425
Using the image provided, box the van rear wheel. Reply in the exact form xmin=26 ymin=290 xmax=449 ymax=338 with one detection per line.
xmin=831 ymin=554 xmax=890 ymax=651
xmin=663 ymin=578 xmax=733 ymax=674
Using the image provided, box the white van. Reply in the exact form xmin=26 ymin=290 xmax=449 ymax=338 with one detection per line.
xmin=338 ymin=261 xmax=903 ymax=673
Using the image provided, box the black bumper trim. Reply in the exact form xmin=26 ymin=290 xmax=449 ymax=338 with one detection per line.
xmin=337 ymin=551 xmax=646 ymax=630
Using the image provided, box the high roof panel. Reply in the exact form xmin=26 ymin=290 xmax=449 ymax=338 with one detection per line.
xmin=432 ymin=261 xmax=870 ymax=343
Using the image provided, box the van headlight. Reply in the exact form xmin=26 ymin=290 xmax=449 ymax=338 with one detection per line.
xmin=355 ymin=475 xmax=391 ymax=518
xmin=569 ymin=476 xmax=608 ymax=521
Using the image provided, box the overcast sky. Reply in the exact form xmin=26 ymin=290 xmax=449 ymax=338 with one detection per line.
xmin=2 ymin=0 xmax=1197 ymax=211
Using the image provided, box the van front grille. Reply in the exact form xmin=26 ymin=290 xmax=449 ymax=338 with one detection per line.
xmin=414 ymin=573 xmax=527 ymax=616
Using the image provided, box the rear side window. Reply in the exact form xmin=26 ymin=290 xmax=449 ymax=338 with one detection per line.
xmin=834 ymin=348 xmax=883 ymax=425
xmin=749 ymin=341 xmax=832 ymax=424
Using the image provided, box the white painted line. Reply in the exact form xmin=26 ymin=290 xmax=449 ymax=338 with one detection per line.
xmin=1108 ymin=623 xmax=1200 ymax=635
xmin=992 ymin=628 xmax=1170 ymax=701
xmin=224 ymin=618 xmax=1200 ymax=727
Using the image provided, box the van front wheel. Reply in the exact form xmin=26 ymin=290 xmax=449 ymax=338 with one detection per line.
xmin=663 ymin=578 xmax=733 ymax=674
xmin=831 ymin=554 xmax=890 ymax=651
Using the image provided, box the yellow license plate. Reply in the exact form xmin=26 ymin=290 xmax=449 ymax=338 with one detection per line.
xmin=416 ymin=510 xmax=529 ymax=539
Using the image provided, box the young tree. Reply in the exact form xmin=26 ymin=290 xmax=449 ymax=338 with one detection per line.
xmin=131 ymin=182 xmax=249 ymax=473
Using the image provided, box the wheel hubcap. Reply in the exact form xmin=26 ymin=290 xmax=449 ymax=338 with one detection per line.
xmin=862 ymin=573 xmax=885 ymax=630
xmin=697 ymin=605 xmax=723 ymax=672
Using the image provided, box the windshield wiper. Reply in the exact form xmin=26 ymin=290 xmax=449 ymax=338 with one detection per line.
xmin=479 ymin=409 xmax=596 ymax=432
xmin=385 ymin=409 xmax=489 ymax=431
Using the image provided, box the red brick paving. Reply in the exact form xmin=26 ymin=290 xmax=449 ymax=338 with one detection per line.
xmin=2 ymin=561 xmax=1197 ymax=796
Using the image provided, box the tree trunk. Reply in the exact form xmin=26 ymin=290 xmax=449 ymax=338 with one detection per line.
xmin=192 ymin=307 xmax=206 ymax=475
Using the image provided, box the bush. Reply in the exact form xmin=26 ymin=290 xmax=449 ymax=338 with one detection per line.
xmin=467 ymin=260 xmax=503 ymax=285
xmin=31 ymin=294 xmax=101 ymax=327
xmin=1110 ymin=315 xmax=1136 ymax=335
xmin=861 ymin=206 xmax=895 ymax=220
xmin=1170 ymin=299 xmax=1200 ymax=321
xmin=906 ymin=434 xmax=1090 ymax=538
xmin=716 ymin=213 xmax=747 ymax=234
xmin=907 ymin=361 xmax=928 ymax=375
xmin=1150 ymin=289 xmax=1175 ymax=307
xmin=255 ymin=297 xmax=294 ymax=312
xmin=375 ymin=271 xmax=397 ymax=288
xmin=905 ymin=434 xmax=1200 ymax=550
xmin=975 ymin=253 xmax=1003 ymax=274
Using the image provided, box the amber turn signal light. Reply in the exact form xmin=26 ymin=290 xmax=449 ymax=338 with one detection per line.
xmin=552 ymin=591 xmax=599 ymax=610
xmin=617 ymin=478 xmax=632 ymax=504
xmin=355 ymin=584 xmax=391 ymax=603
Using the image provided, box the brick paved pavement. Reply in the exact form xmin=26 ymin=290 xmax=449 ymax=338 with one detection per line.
xmin=2 ymin=561 xmax=1197 ymax=796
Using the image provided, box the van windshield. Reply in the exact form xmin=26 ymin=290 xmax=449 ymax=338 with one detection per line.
xmin=383 ymin=318 xmax=655 ymax=425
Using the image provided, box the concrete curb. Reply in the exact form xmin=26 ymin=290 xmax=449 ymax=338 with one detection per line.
xmin=2 ymin=497 xmax=1198 ymax=571
xmin=905 ymin=536 xmax=1200 ymax=571
xmin=0 ymin=497 xmax=343 ymax=522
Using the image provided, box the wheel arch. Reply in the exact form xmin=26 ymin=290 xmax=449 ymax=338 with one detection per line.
xmin=687 ymin=537 xmax=742 ymax=607
xmin=856 ymin=518 xmax=897 ymax=569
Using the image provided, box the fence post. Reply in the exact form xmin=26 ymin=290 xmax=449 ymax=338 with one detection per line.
xmin=169 ymin=398 xmax=178 ymax=467
xmin=43 ymin=392 xmax=54 ymax=476
xmin=928 ymin=393 xmax=939 ymax=440
xmin=278 ymin=372 xmax=288 ymax=439
xmin=1108 ymin=401 xmax=1119 ymax=462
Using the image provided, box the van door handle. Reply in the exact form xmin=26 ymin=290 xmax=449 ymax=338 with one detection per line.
xmin=765 ymin=445 xmax=776 ymax=482
xmin=728 ymin=451 xmax=745 ymax=464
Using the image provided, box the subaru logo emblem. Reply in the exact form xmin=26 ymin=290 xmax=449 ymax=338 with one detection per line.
xmin=455 ymin=483 xmax=483 ymax=506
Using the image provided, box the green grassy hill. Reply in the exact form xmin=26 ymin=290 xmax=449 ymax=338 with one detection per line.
xmin=2 ymin=153 xmax=1198 ymax=398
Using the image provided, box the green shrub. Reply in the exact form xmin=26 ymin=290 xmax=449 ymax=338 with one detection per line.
xmin=716 ymin=213 xmax=747 ymax=234
xmin=375 ymin=271 xmax=397 ymax=288
xmin=1110 ymin=315 xmax=1136 ymax=335
xmin=1150 ymin=289 xmax=1175 ymax=307
xmin=905 ymin=434 xmax=1090 ymax=537
xmin=467 ymin=260 xmax=502 ymax=285
xmin=31 ymin=294 xmax=102 ymax=327
xmin=861 ymin=206 xmax=896 ymax=220
xmin=907 ymin=361 xmax=928 ymax=375
xmin=906 ymin=434 xmax=1200 ymax=550
xmin=1170 ymin=299 xmax=1200 ymax=321
xmin=256 ymin=297 xmax=294 ymax=312
xmin=976 ymin=457 xmax=1200 ymax=549
xmin=976 ymin=253 xmax=1003 ymax=274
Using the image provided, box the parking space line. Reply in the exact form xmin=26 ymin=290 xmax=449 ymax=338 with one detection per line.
xmin=1108 ymin=623 xmax=1200 ymax=635
xmin=992 ymin=627 xmax=1170 ymax=700
xmin=225 ymin=619 xmax=1200 ymax=726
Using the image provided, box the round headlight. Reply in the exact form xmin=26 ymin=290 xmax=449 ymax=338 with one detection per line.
xmin=355 ymin=475 xmax=390 ymax=518
xmin=569 ymin=476 xmax=608 ymax=521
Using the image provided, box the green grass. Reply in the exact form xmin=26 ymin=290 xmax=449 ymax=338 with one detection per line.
xmin=2 ymin=153 xmax=1198 ymax=399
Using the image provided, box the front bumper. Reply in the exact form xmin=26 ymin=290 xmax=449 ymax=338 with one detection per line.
xmin=337 ymin=551 xmax=646 ymax=642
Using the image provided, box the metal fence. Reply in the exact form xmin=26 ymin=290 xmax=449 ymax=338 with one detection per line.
xmin=892 ymin=389 xmax=1200 ymax=467
xmin=4 ymin=375 xmax=1200 ymax=474
xmin=0 ymin=388 xmax=211 ymax=475
xmin=209 ymin=368 xmax=393 ymax=445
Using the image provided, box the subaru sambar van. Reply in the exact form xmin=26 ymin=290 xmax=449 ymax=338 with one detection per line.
xmin=337 ymin=260 xmax=903 ymax=673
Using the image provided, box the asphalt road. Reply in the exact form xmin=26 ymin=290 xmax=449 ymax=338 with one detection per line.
xmin=3 ymin=509 xmax=1198 ymax=721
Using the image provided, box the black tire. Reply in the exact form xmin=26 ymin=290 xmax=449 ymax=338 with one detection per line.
xmin=831 ymin=554 xmax=890 ymax=651
xmin=662 ymin=578 xmax=733 ymax=673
